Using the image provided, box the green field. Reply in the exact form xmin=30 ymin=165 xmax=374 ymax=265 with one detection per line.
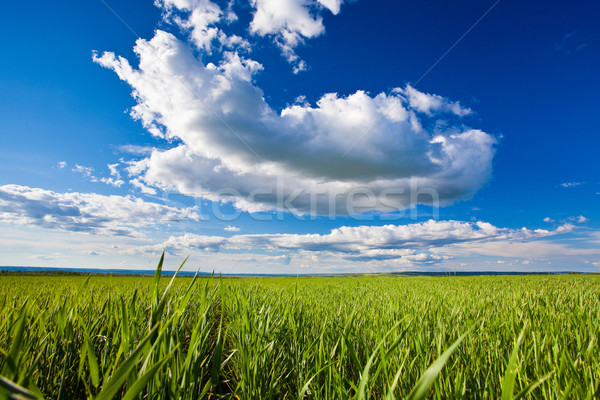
xmin=1 ymin=262 xmax=599 ymax=399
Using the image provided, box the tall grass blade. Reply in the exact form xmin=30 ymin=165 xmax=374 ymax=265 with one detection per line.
xmin=406 ymin=329 xmax=470 ymax=400
xmin=95 ymin=324 xmax=159 ymax=400
xmin=501 ymin=323 xmax=527 ymax=400
xmin=0 ymin=375 xmax=41 ymax=400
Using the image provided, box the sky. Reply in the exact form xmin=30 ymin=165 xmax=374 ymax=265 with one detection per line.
xmin=0 ymin=0 xmax=599 ymax=273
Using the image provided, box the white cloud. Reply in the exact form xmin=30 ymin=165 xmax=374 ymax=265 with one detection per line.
xmin=132 ymin=219 xmax=573 ymax=266
xmin=0 ymin=184 xmax=199 ymax=237
xmin=249 ymin=0 xmax=344 ymax=71
xmin=158 ymin=0 xmax=251 ymax=56
xmin=57 ymin=161 xmax=67 ymax=169
xmin=93 ymin=30 xmax=496 ymax=215
xmin=397 ymin=85 xmax=471 ymax=117
xmin=107 ymin=163 xmax=121 ymax=178
xmin=543 ymin=217 xmax=554 ymax=223
xmin=224 ymin=225 xmax=240 ymax=232
xmin=444 ymin=236 xmax=595 ymax=260
xmin=73 ymin=164 xmax=96 ymax=182
xmin=117 ymin=144 xmax=157 ymax=156
xmin=29 ymin=253 xmax=61 ymax=261
xmin=101 ymin=164 xmax=125 ymax=187
xmin=160 ymin=0 xmax=223 ymax=53
xmin=157 ymin=0 xmax=344 ymax=71
xmin=558 ymin=215 xmax=591 ymax=224
xmin=130 ymin=178 xmax=158 ymax=195
xmin=317 ymin=0 xmax=343 ymax=14
xmin=100 ymin=177 xmax=125 ymax=188
xmin=73 ymin=163 xmax=125 ymax=187
xmin=560 ymin=181 xmax=584 ymax=188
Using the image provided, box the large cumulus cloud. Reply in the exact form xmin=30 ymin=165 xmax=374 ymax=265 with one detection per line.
xmin=94 ymin=0 xmax=497 ymax=216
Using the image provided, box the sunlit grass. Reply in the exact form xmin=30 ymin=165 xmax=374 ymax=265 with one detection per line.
xmin=0 ymin=257 xmax=598 ymax=399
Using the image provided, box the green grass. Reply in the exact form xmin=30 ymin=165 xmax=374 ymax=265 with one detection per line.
xmin=0 ymin=259 xmax=599 ymax=399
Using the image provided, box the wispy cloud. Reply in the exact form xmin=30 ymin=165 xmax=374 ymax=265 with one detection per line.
xmin=130 ymin=178 xmax=157 ymax=195
xmin=73 ymin=164 xmax=124 ymax=187
xmin=560 ymin=181 xmax=584 ymax=188
xmin=117 ymin=144 xmax=157 ymax=156
xmin=29 ymin=253 xmax=61 ymax=261
xmin=545 ymin=215 xmax=588 ymax=224
xmin=73 ymin=164 xmax=96 ymax=181
xmin=0 ymin=184 xmax=199 ymax=237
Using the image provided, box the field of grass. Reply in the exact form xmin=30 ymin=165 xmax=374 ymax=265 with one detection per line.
xmin=0 ymin=258 xmax=599 ymax=399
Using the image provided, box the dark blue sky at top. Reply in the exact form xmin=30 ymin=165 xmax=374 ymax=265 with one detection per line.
xmin=0 ymin=0 xmax=598 ymax=236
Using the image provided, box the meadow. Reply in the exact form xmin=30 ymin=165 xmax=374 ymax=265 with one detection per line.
xmin=0 ymin=258 xmax=599 ymax=399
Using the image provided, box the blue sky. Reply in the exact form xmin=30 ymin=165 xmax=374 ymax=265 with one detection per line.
xmin=1 ymin=0 xmax=598 ymax=273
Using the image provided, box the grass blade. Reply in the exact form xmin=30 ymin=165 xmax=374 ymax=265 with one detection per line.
xmin=0 ymin=375 xmax=41 ymax=400
xmin=95 ymin=324 xmax=159 ymax=400
xmin=407 ymin=329 xmax=471 ymax=400
xmin=514 ymin=370 xmax=555 ymax=399
xmin=501 ymin=323 xmax=527 ymax=400
xmin=120 ymin=348 xmax=177 ymax=400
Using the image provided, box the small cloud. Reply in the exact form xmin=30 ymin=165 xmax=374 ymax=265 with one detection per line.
xmin=292 ymin=60 xmax=308 ymax=74
xmin=522 ymin=260 xmax=530 ymax=265
xmin=117 ymin=144 xmax=156 ymax=156
xmin=107 ymin=163 xmax=121 ymax=178
xmin=73 ymin=164 xmax=97 ymax=182
xmin=543 ymin=217 xmax=554 ymax=223
xmin=560 ymin=181 xmax=584 ymax=188
xmin=57 ymin=161 xmax=67 ymax=169
xmin=74 ymin=163 xmax=125 ymax=187
xmin=561 ymin=215 xmax=589 ymax=224
xmin=100 ymin=177 xmax=125 ymax=187
xmin=83 ymin=250 xmax=101 ymax=256
xmin=130 ymin=178 xmax=157 ymax=195
xmin=29 ymin=253 xmax=61 ymax=261
xmin=224 ymin=225 xmax=240 ymax=232
xmin=293 ymin=95 xmax=310 ymax=107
